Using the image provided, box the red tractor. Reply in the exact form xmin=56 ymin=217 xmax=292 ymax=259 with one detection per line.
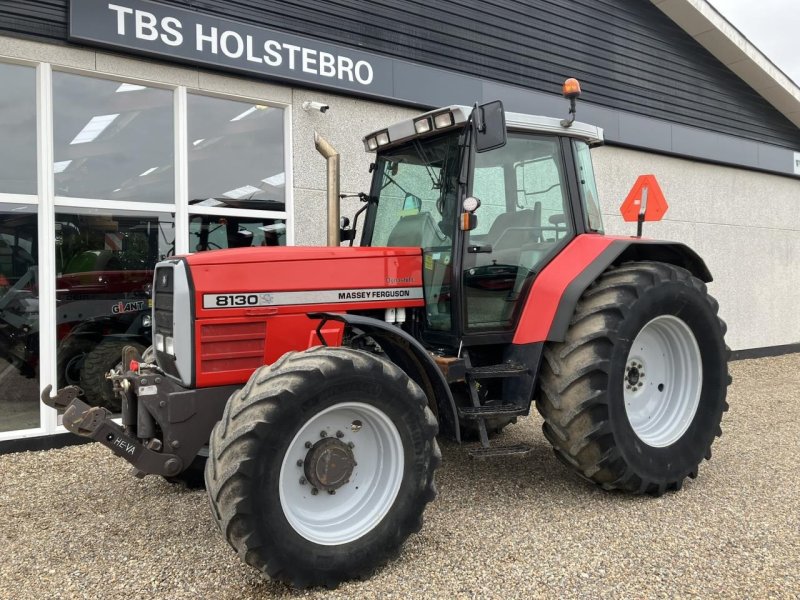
xmin=43 ymin=82 xmax=729 ymax=588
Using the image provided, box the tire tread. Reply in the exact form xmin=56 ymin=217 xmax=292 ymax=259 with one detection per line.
xmin=536 ymin=261 xmax=730 ymax=495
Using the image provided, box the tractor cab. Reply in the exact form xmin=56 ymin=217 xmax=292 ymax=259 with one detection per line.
xmin=361 ymin=102 xmax=604 ymax=349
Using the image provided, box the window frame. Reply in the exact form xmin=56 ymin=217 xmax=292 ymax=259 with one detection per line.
xmin=0 ymin=57 xmax=293 ymax=441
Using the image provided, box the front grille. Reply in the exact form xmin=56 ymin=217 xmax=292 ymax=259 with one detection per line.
xmin=153 ymin=265 xmax=179 ymax=379
xmin=199 ymin=321 xmax=266 ymax=373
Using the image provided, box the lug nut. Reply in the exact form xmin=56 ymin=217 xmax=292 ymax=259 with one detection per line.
xmin=304 ymin=441 xmax=312 ymax=449
xmin=311 ymin=487 xmax=319 ymax=495
xmin=320 ymin=430 xmax=328 ymax=438
xmin=348 ymin=442 xmax=355 ymax=449
xmin=336 ymin=430 xmax=344 ymax=438
xmin=296 ymin=459 xmax=303 ymax=467
xmin=299 ymin=477 xmax=306 ymax=485
xmin=328 ymin=489 xmax=336 ymax=495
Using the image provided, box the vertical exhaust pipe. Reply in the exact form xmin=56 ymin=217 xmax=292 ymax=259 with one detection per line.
xmin=314 ymin=132 xmax=340 ymax=246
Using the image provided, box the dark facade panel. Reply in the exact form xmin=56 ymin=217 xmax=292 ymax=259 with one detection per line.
xmin=1 ymin=0 xmax=799 ymax=149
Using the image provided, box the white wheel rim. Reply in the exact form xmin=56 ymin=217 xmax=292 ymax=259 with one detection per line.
xmin=278 ymin=402 xmax=404 ymax=545
xmin=623 ymin=315 xmax=702 ymax=447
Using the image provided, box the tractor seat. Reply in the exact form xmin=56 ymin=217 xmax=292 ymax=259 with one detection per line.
xmin=484 ymin=206 xmax=541 ymax=251
xmin=387 ymin=212 xmax=446 ymax=248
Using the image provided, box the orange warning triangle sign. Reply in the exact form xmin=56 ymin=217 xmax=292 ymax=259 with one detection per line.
xmin=620 ymin=174 xmax=668 ymax=222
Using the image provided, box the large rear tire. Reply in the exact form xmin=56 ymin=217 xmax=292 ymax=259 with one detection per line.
xmin=536 ymin=261 xmax=730 ymax=495
xmin=205 ymin=347 xmax=440 ymax=588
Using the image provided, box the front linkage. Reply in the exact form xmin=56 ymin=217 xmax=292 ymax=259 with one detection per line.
xmin=41 ymin=345 xmax=235 ymax=479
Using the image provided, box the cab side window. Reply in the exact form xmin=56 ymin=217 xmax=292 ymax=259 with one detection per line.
xmin=574 ymin=141 xmax=604 ymax=233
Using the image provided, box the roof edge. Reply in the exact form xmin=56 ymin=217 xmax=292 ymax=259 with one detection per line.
xmin=652 ymin=0 xmax=800 ymax=129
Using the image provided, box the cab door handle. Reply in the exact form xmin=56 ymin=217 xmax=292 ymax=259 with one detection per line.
xmin=467 ymin=244 xmax=493 ymax=253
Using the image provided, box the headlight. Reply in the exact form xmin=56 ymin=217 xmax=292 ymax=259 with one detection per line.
xmin=155 ymin=333 xmax=164 ymax=352
xmin=142 ymin=314 xmax=152 ymax=328
xmin=376 ymin=131 xmax=390 ymax=146
xmin=433 ymin=112 xmax=454 ymax=129
xmin=366 ymin=137 xmax=378 ymax=151
xmin=414 ymin=117 xmax=431 ymax=134
xmin=165 ymin=336 xmax=175 ymax=356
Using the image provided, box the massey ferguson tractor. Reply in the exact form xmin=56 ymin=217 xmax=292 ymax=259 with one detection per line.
xmin=43 ymin=80 xmax=729 ymax=588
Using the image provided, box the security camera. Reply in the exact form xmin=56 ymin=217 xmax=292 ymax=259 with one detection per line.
xmin=302 ymin=101 xmax=330 ymax=113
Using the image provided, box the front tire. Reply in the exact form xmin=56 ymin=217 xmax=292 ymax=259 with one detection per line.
xmin=205 ymin=347 xmax=440 ymax=588
xmin=537 ymin=261 xmax=730 ymax=495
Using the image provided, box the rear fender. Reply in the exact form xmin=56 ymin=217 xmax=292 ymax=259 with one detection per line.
xmin=309 ymin=312 xmax=460 ymax=443
xmin=513 ymin=235 xmax=713 ymax=345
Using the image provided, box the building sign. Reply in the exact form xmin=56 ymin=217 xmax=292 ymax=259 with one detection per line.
xmin=69 ymin=0 xmax=394 ymax=96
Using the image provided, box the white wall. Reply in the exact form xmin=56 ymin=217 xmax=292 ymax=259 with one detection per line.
xmin=290 ymin=88 xmax=416 ymax=246
xmin=592 ymin=146 xmax=800 ymax=351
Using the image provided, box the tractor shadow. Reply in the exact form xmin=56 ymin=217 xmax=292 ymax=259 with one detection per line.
xmin=433 ymin=418 xmax=627 ymax=504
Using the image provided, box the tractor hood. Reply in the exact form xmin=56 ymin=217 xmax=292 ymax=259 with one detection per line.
xmin=160 ymin=246 xmax=425 ymax=387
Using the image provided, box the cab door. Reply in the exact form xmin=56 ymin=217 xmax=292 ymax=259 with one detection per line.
xmin=461 ymin=134 xmax=575 ymax=332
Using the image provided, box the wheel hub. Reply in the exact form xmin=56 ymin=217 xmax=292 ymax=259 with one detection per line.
xmin=625 ymin=361 xmax=644 ymax=389
xmin=303 ymin=437 xmax=355 ymax=492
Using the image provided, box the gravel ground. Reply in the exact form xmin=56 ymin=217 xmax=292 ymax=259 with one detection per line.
xmin=1 ymin=355 xmax=799 ymax=599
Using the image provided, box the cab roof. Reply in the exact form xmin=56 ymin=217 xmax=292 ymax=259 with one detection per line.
xmin=363 ymin=105 xmax=604 ymax=152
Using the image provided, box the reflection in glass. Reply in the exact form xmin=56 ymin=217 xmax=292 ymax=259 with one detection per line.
xmin=189 ymin=214 xmax=286 ymax=251
xmin=0 ymin=63 xmax=37 ymax=194
xmin=52 ymin=72 xmax=174 ymax=202
xmin=54 ymin=208 xmax=174 ymax=411
xmin=0 ymin=204 xmax=39 ymax=432
xmin=188 ymin=94 xmax=285 ymax=211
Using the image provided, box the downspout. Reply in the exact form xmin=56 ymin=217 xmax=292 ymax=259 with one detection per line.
xmin=314 ymin=132 xmax=340 ymax=246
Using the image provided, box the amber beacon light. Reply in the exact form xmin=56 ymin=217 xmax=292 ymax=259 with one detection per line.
xmin=560 ymin=77 xmax=582 ymax=127
xmin=562 ymin=77 xmax=582 ymax=99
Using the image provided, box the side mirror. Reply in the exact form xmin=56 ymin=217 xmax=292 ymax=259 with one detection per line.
xmin=474 ymin=100 xmax=507 ymax=153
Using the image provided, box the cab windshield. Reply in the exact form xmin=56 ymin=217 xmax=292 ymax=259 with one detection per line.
xmin=369 ymin=131 xmax=462 ymax=249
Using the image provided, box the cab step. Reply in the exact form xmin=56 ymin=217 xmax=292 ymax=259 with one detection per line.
xmin=467 ymin=363 xmax=529 ymax=379
xmin=468 ymin=444 xmax=534 ymax=460
xmin=457 ymin=404 xmax=527 ymax=420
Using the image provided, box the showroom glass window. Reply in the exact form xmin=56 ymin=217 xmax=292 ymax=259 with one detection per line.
xmin=52 ymin=73 xmax=174 ymax=203
xmin=0 ymin=62 xmax=38 ymax=433
xmin=188 ymin=94 xmax=286 ymax=214
xmin=0 ymin=204 xmax=39 ymax=432
xmin=0 ymin=63 xmax=37 ymax=195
